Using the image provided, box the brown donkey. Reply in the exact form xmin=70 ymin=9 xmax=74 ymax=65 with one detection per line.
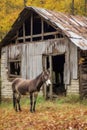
xmin=12 ymin=70 xmax=51 ymax=112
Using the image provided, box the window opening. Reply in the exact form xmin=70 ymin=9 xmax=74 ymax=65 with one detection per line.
xmin=44 ymin=21 xmax=56 ymax=33
xmin=18 ymin=39 xmax=23 ymax=43
xmin=9 ymin=60 xmax=21 ymax=78
xmin=33 ymin=15 xmax=41 ymax=35
xmin=18 ymin=26 xmax=23 ymax=37
xmin=33 ymin=37 xmax=41 ymax=41
xmin=56 ymin=33 xmax=63 ymax=38
xmin=25 ymin=17 xmax=31 ymax=36
xmin=25 ymin=38 xmax=30 ymax=42
xmin=44 ymin=35 xmax=55 ymax=40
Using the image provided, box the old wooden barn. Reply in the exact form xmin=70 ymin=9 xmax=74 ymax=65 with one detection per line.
xmin=0 ymin=6 xmax=87 ymax=99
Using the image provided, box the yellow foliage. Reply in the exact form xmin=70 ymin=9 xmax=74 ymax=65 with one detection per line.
xmin=0 ymin=0 xmax=87 ymax=41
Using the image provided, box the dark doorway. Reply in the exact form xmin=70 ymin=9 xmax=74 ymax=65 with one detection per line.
xmin=52 ymin=54 xmax=66 ymax=95
xmin=43 ymin=54 xmax=66 ymax=99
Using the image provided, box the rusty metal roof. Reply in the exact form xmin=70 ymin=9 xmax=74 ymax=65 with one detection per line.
xmin=1 ymin=6 xmax=87 ymax=50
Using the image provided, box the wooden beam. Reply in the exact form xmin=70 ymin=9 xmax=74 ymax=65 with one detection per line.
xmin=8 ymin=59 xmax=21 ymax=62
xmin=17 ymin=31 xmax=59 ymax=40
xmin=49 ymin=55 xmax=53 ymax=99
xmin=9 ymin=74 xmax=21 ymax=77
xmin=44 ymin=56 xmax=47 ymax=99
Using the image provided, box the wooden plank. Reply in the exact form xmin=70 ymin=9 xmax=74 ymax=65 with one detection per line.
xmin=5 ymin=47 xmax=8 ymax=68
xmin=17 ymin=31 xmax=59 ymax=40
xmin=49 ymin=55 xmax=53 ymax=99
xmin=26 ymin=44 xmax=30 ymax=79
xmin=70 ymin=42 xmax=78 ymax=79
xmin=21 ymin=44 xmax=27 ymax=79
xmin=36 ymin=55 xmax=42 ymax=75
xmin=8 ymin=44 xmax=22 ymax=59
xmin=42 ymin=55 xmax=47 ymax=99
xmin=64 ymin=41 xmax=70 ymax=84
xmin=73 ymin=46 xmax=78 ymax=79
xmin=9 ymin=74 xmax=21 ymax=77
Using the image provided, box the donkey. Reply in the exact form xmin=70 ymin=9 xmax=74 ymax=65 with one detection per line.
xmin=12 ymin=70 xmax=51 ymax=112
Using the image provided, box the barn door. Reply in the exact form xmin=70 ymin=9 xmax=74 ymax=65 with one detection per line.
xmin=79 ymin=50 xmax=87 ymax=98
xmin=42 ymin=55 xmax=53 ymax=99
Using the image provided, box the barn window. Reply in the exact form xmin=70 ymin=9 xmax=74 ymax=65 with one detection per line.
xmin=18 ymin=26 xmax=23 ymax=37
xmin=8 ymin=59 xmax=21 ymax=78
xmin=16 ymin=13 xmax=64 ymax=43
xmin=25 ymin=17 xmax=31 ymax=36
xmin=44 ymin=21 xmax=56 ymax=33
xmin=33 ymin=15 xmax=41 ymax=35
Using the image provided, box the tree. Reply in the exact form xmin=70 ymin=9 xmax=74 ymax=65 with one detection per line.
xmin=71 ymin=0 xmax=74 ymax=15
xmin=24 ymin=0 xmax=27 ymax=7
xmin=84 ymin=0 xmax=87 ymax=14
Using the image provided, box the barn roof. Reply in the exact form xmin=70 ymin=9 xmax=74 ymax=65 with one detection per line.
xmin=0 ymin=6 xmax=87 ymax=50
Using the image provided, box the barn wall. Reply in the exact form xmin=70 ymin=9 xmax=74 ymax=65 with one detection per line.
xmin=70 ymin=41 xmax=78 ymax=79
xmin=1 ymin=38 xmax=79 ymax=98
xmin=67 ymin=79 xmax=79 ymax=94
xmin=67 ymin=41 xmax=79 ymax=94
xmin=21 ymin=38 xmax=67 ymax=79
xmin=1 ymin=47 xmax=12 ymax=98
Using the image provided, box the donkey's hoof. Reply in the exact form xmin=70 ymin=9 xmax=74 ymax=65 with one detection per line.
xmin=33 ymin=110 xmax=35 ymax=112
xmin=15 ymin=110 xmax=18 ymax=112
xmin=30 ymin=109 xmax=33 ymax=113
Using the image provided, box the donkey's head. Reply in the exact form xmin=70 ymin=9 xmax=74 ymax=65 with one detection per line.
xmin=42 ymin=70 xmax=51 ymax=86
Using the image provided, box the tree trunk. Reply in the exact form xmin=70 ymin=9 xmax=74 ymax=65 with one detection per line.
xmin=71 ymin=0 xmax=74 ymax=15
xmin=24 ymin=0 xmax=27 ymax=7
xmin=84 ymin=0 xmax=87 ymax=14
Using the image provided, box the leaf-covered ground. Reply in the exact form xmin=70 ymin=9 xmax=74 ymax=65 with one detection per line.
xmin=0 ymin=96 xmax=87 ymax=130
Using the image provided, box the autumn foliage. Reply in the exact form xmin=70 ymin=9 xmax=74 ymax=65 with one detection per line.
xmin=0 ymin=0 xmax=87 ymax=41
xmin=0 ymin=96 xmax=87 ymax=130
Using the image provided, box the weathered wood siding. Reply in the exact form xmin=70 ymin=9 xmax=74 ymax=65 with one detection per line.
xmin=8 ymin=44 xmax=22 ymax=59
xmin=21 ymin=38 xmax=69 ymax=79
xmin=67 ymin=41 xmax=79 ymax=94
xmin=70 ymin=41 xmax=78 ymax=79
xmin=1 ymin=38 xmax=79 ymax=98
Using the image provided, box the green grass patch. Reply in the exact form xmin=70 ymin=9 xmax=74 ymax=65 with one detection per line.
xmin=0 ymin=99 xmax=13 ymax=109
xmin=55 ymin=94 xmax=80 ymax=104
xmin=0 ymin=94 xmax=87 ymax=110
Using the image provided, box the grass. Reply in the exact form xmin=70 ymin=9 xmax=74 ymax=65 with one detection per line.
xmin=0 ymin=94 xmax=87 ymax=109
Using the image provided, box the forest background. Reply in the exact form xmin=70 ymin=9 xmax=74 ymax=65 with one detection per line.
xmin=0 ymin=0 xmax=87 ymax=41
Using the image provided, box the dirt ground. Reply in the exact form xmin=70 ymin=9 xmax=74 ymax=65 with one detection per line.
xmin=0 ymin=99 xmax=87 ymax=130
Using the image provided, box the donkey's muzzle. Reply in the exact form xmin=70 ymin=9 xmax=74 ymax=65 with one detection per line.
xmin=46 ymin=79 xmax=51 ymax=86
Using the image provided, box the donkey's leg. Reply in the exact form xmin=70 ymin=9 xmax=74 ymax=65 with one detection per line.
xmin=13 ymin=92 xmax=18 ymax=112
xmin=14 ymin=93 xmax=20 ymax=112
xmin=33 ymin=92 xmax=38 ymax=112
xmin=15 ymin=98 xmax=18 ymax=112
xmin=30 ymin=93 xmax=33 ymax=112
xmin=17 ymin=94 xmax=22 ymax=111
